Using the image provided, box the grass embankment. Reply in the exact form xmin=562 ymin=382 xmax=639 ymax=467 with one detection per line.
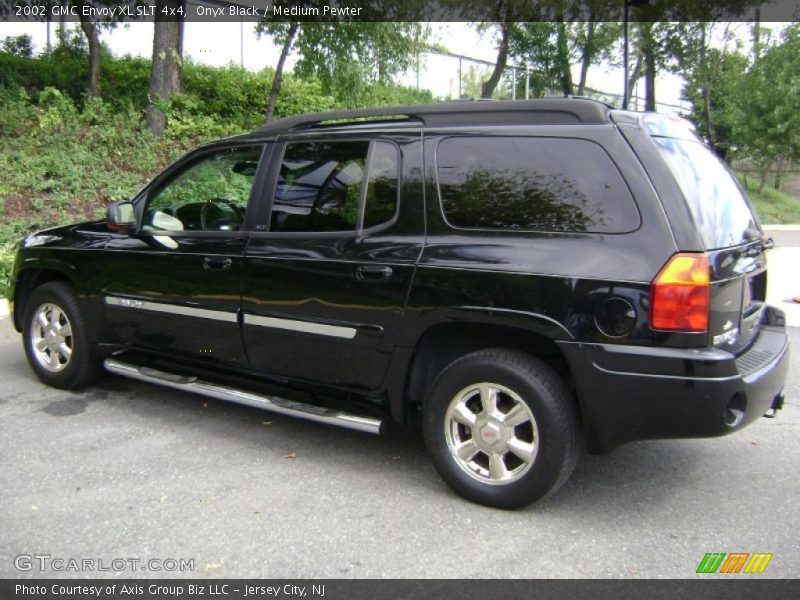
xmin=737 ymin=173 xmax=800 ymax=225
xmin=0 ymin=89 xmax=219 ymax=296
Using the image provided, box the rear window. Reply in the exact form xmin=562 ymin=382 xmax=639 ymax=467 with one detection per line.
xmin=436 ymin=136 xmax=640 ymax=233
xmin=652 ymin=136 xmax=759 ymax=249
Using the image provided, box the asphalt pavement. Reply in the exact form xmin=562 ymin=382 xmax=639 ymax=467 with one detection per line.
xmin=0 ymin=318 xmax=798 ymax=579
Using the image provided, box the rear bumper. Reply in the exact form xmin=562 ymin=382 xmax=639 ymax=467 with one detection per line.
xmin=558 ymin=306 xmax=789 ymax=453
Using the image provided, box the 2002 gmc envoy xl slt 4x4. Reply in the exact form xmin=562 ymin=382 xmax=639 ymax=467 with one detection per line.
xmin=7 ymin=98 xmax=789 ymax=508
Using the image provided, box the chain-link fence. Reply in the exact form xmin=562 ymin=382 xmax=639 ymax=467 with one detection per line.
xmin=402 ymin=48 xmax=691 ymax=114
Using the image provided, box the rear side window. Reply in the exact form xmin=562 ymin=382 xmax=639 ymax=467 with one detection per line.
xmin=436 ymin=136 xmax=639 ymax=233
xmin=270 ymin=140 xmax=399 ymax=233
xmin=652 ymin=136 xmax=759 ymax=249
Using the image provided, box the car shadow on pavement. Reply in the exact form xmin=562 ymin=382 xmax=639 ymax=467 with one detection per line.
xmin=59 ymin=372 xmax=707 ymax=515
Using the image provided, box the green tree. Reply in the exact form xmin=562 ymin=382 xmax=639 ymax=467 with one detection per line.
xmin=477 ymin=21 xmax=511 ymax=98
xmin=726 ymin=25 xmax=800 ymax=193
xmin=2 ymin=34 xmax=34 ymax=57
xmin=680 ymin=23 xmax=745 ymax=158
xmin=258 ymin=22 xmax=426 ymax=120
xmin=573 ymin=21 xmax=621 ymax=96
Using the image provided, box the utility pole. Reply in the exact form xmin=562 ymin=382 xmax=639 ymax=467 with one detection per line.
xmin=623 ymin=1 xmax=630 ymax=109
xmin=623 ymin=1 xmax=650 ymax=110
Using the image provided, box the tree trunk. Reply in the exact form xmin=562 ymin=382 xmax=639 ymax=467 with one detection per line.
xmin=556 ymin=20 xmax=573 ymax=96
xmin=752 ymin=8 xmax=761 ymax=65
xmin=773 ymin=160 xmax=784 ymax=190
xmin=699 ymin=26 xmax=718 ymax=150
xmin=265 ymin=22 xmax=299 ymax=122
xmin=577 ymin=21 xmax=596 ymax=96
xmin=481 ymin=22 xmax=510 ymax=99
xmin=78 ymin=14 xmax=100 ymax=97
xmin=146 ymin=0 xmax=182 ymax=136
xmin=642 ymin=24 xmax=656 ymax=112
xmin=626 ymin=53 xmax=644 ymax=109
xmin=758 ymin=162 xmax=771 ymax=195
xmin=174 ymin=0 xmax=186 ymax=94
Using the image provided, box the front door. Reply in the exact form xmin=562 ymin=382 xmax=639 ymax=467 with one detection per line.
xmin=102 ymin=143 xmax=267 ymax=365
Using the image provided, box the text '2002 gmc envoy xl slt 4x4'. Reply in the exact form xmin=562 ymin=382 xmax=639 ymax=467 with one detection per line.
xmin=7 ymin=98 xmax=789 ymax=508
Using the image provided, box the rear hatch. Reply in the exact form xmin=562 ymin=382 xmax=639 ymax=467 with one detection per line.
xmin=650 ymin=126 xmax=768 ymax=350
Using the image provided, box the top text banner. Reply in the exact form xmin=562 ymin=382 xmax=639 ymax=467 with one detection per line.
xmin=1 ymin=0 xmax=799 ymax=23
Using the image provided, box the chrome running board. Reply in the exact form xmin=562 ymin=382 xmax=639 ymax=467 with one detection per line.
xmin=103 ymin=358 xmax=385 ymax=435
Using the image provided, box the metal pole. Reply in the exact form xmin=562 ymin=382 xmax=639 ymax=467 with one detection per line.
xmin=512 ymin=67 xmax=516 ymax=100
xmin=46 ymin=19 xmax=51 ymax=53
xmin=240 ymin=19 xmax=244 ymax=68
xmin=525 ymin=66 xmax=530 ymax=99
xmin=458 ymin=56 xmax=462 ymax=98
xmin=623 ymin=1 xmax=629 ymax=109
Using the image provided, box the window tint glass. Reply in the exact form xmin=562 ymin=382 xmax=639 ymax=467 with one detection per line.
xmin=436 ymin=136 xmax=639 ymax=233
xmin=653 ymin=136 xmax=759 ymax=249
xmin=271 ymin=141 xmax=367 ymax=233
xmin=363 ymin=142 xmax=399 ymax=229
xmin=143 ymin=146 xmax=261 ymax=232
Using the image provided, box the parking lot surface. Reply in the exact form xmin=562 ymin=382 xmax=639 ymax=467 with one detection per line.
xmin=0 ymin=313 xmax=797 ymax=579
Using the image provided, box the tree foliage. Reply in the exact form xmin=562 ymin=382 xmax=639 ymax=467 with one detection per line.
xmin=725 ymin=24 xmax=800 ymax=190
xmin=2 ymin=34 xmax=34 ymax=58
xmin=258 ymin=21 xmax=426 ymax=115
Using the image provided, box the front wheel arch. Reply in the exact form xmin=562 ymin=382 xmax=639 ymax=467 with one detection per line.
xmin=12 ymin=268 xmax=74 ymax=332
xmin=21 ymin=280 xmax=101 ymax=389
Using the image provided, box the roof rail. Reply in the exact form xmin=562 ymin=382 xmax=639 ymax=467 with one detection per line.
xmin=255 ymin=98 xmax=611 ymax=136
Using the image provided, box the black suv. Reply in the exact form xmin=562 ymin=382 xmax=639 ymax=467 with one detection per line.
xmin=7 ymin=99 xmax=789 ymax=508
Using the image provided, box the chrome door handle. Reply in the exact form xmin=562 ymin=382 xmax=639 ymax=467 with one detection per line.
xmin=356 ymin=265 xmax=393 ymax=281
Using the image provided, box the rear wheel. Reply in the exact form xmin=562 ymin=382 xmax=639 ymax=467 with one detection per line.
xmin=22 ymin=282 xmax=101 ymax=389
xmin=423 ymin=348 xmax=579 ymax=509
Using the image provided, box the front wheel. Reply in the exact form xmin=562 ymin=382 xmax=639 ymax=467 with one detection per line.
xmin=22 ymin=281 xmax=101 ymax=389
xmin=423 ymin=349 xmax=579 ymax=509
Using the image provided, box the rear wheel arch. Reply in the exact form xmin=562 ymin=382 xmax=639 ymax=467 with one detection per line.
xmin=422 ymin=347 xmax=581 ymax=508
xmin=402 ymin=321 xmax=579 ymax=422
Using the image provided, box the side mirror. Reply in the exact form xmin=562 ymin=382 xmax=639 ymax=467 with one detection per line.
xmin=107 ymin=201 xmax=136 ymax=232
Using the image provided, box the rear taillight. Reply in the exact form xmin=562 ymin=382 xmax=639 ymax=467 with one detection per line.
xmin=650 ymin=253 xmax=710 ymax=332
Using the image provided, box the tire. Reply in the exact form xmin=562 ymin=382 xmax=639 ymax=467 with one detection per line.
xmin=422 ymin=348 xmax=579 ymax=509
xmin=22 ymin=281 xmax=101 ymax=390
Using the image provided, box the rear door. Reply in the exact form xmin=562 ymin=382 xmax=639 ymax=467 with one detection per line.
xmin=650 ymin=131 xmax=767 ymax=349
xmin=240 ymin=133 xmax=423 ymax=391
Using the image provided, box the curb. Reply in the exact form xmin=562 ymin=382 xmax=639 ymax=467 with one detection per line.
xmin=763 ymin=224 xmax=800 ymax=231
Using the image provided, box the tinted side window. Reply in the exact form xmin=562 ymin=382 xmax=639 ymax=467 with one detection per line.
xmin=270 ymin=140 xmax=399 ymax=233
xmin=144 ymin=145 xmax=262 ymax=232
xmin=436 ymin=136 xmax=639 ymax=233
xmin=364 ymin=142 xmax=400 ymax=229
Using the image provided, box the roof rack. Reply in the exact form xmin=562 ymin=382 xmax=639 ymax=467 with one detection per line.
xmin=255 ymin=97 xmax=612 ymax=136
